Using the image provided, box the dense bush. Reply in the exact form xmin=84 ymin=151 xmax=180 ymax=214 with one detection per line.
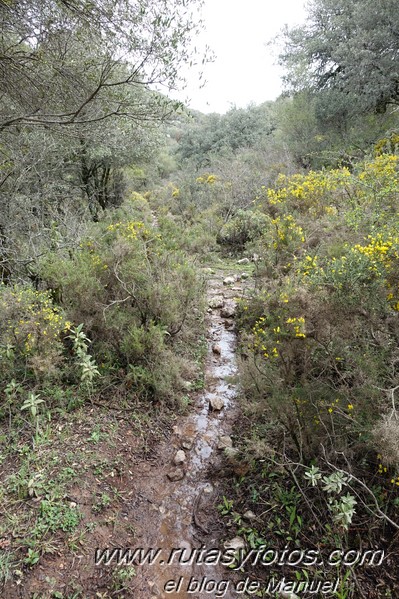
xmin=0 ymin=285 xmax=69 ymax=384
xmin=216 ymin=209 xmax=269 ymax=252
xmin=0 ymin=203 xmax=204 ymax=418
xmin=38 ymin=213 xmax=204 ymax=401
xmin=231 ymin=155 xmax=399 ymax=586
xmin=238 ymin=154 xmax=399 ymax=452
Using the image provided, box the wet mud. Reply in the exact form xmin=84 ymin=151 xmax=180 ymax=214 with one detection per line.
xmin=131 ymin=271 xmax=249 ymax=598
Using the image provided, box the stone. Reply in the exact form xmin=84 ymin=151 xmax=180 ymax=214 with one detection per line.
xmin=209 ymin=396 xmax=225 ymax=411
xmin=181 ymin=436 xmax=194 ymax=450
xmin=224 ymin=536 xmax=246 ymax=551
xmin=173 ymin=450 xmax=186 ymax=465
xmin=223 ymin=276 xmax=236 ymax=285
xmin=212 ymin=343 xmax=221 ymax=355
xmin=237 ymin=258 xmax=250 ymax=264
xmin=221 ymin=301 xmax=236 ymax=318
xmin=167 ymin=468 xmax=184 ymax=481
xmin=209 ymin=296 xmax=224 ymax=309
xmin=243 ymin=510 xmax=256 ymax=521
xmin=241 ymin=271 xmax=250 ymax=279
xmin=218 ymin=435 xmax=233 ymax=450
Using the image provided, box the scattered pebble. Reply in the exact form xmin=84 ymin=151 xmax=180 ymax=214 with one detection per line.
xmin=167 ymin=468 xmax=185 ymax=481
xmin=224 ymin=536 xmax=246 ymax=551
xmin=173 ymin=450 xmax=186 ymax=465
xmin=209 ymin=296 xmax=224 ymax=308
xmin=181 ymin=436 xmax=194 ymax=450
xmin=218 ymin=435 xmax=233 ymax=449
xmin=209 ymin=396 xmax=225 ymax=411
xmin=223 ymin=276 xmax=235 ymax=285
xmin=243 ymin=510 xmax=256 ymax=521
xmin=221 ymin=301 xmax=236 ymax=318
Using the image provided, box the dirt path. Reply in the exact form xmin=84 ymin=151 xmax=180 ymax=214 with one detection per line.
xmin=126 ymin=268 xmax=250 ymax=598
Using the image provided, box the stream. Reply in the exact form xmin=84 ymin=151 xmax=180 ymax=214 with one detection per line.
xmin=132 ymin=270 xmax=248 ymax=598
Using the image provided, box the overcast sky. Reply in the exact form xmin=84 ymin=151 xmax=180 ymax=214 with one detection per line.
xmin=173 ymin=0 xmax=308 ymax=114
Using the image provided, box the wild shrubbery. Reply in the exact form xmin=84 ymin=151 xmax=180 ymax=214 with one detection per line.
xmin=0 ymin=286 xmax=69 ymax=384
xmin=0 ymin=198 xmax=204 ymax=421
xmin=216 ymin=209 xmax=269 ymax=252
xmin=238 ymin=154 xmax=399 ymax=458
xmin=231 ymin=154 xmax=399 ymax=593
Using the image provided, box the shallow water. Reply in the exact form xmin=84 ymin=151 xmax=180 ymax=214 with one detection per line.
xmin=134 ymin=273 xmax=243 ymax=598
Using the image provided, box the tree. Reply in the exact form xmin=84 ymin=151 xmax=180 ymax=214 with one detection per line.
xmin=0 ymin=0 xmax=207 ymax=278
xmin=278 ymin=0 xmax=399 ymax=114
xmin=273 ymin=92 xmax=398 ymax=169
xmin=0 ymin=0 xmax=206 ymax=129
xmin=176 ymin=103 xmax=276 ymax=168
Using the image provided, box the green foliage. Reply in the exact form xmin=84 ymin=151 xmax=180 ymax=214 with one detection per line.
xmin=1 ymin=0 xmax=206 ymax=130
xmin=304 ymin=468 xmax=357 ymax=530
xmin=176 ymin=104 xmax=276 ymax=168
xmin=218 ymin=496 xmax=234 ymax=516
xmin=111 ymin=565 xmax=137 ymax=593
xmin=0 ymin=551 xmax=14 ymax=584
xmin=0 ymin=285 xmax=68 ymax=384
xmin=21 ymin=393 xmax=44 ymax=421
xmin=234 ymin=155 xmax=399 ymax=573
xmin=217 ymin=209 xmax=269 ymax=252
xmin=37 ymin=212 xmax=203 ymax=403
xmin=67 ymin=324 xmax=100 ymax=387
xmin=279 ymin=0 xmax=399 ymax=114
xmin=24 ymin=549 xmax=40 ymax=567
xmin=0 ymin=0 xmax=208 ymax=280
xmin=35 ymin=500 xmax=81 ymax=534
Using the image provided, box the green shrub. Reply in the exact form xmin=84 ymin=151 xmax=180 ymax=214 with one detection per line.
xmin=236 ymin=155 xmax=399 ymax=477
xmin=216 ymin=209 xmax=269 ymax=252
xmin=38 ymin=214 xmax=204 ymax=403
xmin=0 ymin=285 xmax=68 ymax=383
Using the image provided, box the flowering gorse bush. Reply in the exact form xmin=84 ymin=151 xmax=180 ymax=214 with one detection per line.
xmin=0 ymin=285 xmax=69 ymax=381
xmin=236 ymin=153 xmax=399 ymax=515
xmin=265 ymin=168 xmax=350 ymax=215
xmin=106 ymin=220 xmax=151 ymax=242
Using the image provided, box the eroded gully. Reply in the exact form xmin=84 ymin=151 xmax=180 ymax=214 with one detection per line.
xmin=130 ymin=269 xmax=251 ymax=598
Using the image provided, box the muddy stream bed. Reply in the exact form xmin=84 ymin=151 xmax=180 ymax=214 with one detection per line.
xmin=130 ymin=270 xmax=250 ymax=598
